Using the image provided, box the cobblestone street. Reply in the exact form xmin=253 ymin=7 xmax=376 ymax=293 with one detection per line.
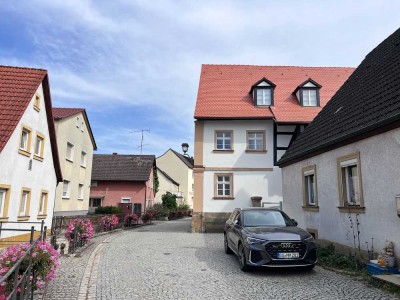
xmin=45 ymin=218 xmax=398 ymax=300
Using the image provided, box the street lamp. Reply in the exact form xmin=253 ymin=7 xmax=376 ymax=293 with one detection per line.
xmin=181 ymin=143 xmax=189 ymax=157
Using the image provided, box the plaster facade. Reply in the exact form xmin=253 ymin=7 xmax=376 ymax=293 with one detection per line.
xmin=0 ymin=84 xmax=57 ymax=240
xmin=154 ymin=170 xmax=180 ymax=204
xmin=156 ymin=149 xmax=194 ymax=207
xmin=282 ymin=128 xmax=400 ymax=255
xmin=53 ymin=112 xmax=95 ymax=216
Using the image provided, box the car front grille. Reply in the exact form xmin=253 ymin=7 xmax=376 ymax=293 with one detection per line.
xmin=265 ymin=241 xmax=307 ymax=259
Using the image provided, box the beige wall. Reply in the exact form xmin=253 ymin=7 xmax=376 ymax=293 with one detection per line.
xmin=156 ymin=150 xmax=194 ymax=208
xmin=154 ymin=170 xmax=180 ymax=203
xmin=54 ymin=113 xmax=95 ymax=215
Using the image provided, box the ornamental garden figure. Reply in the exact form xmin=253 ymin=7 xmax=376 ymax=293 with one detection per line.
xmin=378 ymin=241 xmax=396 ymax=268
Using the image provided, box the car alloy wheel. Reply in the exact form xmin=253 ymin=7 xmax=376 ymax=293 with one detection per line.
xmin=224 ymin=234 xmax=233 ymax=254
xmin=238 ymin=244 xmax=249 ymax=272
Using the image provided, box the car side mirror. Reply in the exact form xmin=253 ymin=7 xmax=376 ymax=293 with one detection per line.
xmin=233 ymin=220 xmax=241 ymax=227
xmin=291 ymin=219 xmax=298 ymax=226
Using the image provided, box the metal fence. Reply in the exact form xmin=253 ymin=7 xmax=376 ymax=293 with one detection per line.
xmin=0 ymin=221 xmax=47 ymax=300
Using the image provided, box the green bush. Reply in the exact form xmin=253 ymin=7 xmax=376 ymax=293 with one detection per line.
xmin=147 ymin=203 xmax=169 ymax=219
xmin=177 ymin=204 xmax=190 ymax=211
xmin=94 ymin=206 xmax=123 ymax=214
xmin=162 ymin=192 xmax=177 ymax=211
xmin=317 ymin=243 xmax=359 ymax=270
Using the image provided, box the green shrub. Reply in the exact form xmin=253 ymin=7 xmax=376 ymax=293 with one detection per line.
xmin=177 ymin=204 xmax=190 ymax=211
xmin=317 ymin=243 xmax=360 ymax=270
xmin=162 ymin=192 xmax=177 ymax=211
xmin=147 ymin=203 xmax=169 ymax=219
xmin=94 ymin=206 xmax=123 ymax=214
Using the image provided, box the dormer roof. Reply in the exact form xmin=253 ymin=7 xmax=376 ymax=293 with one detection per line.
xmin=293 ymin=78 xmax=322 ymax=94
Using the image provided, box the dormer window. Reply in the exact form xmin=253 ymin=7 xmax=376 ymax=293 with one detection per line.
xmin=294 ymin=79 xmax=321 ymax=107
xmin=250 ymin=78 xmax=276 ymax=106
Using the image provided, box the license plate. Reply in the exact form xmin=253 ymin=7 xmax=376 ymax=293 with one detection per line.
xmin=277 ymin=252 xmax=299 ymax=259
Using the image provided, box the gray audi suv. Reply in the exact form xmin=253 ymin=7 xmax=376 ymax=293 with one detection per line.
xmin=224 ymin=208 xmax=317 ymax=271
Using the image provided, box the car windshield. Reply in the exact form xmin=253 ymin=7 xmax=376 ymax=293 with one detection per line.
xmin=242 ymin=210 xmax=294 ymax=227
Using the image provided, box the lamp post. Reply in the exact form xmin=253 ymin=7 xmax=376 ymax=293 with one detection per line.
xmin=181 ymin=143 xmax=189 ymax=157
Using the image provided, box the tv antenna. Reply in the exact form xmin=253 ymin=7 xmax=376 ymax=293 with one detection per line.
xmin=133 ymin=129 xmax=150 ymax=154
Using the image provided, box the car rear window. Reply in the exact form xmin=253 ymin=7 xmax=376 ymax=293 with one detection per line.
xmin=242 ymin=210 xmax=293 ymax=227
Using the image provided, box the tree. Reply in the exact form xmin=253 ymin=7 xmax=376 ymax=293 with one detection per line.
xmin=162 ymin=192 xmax=177 ymax=211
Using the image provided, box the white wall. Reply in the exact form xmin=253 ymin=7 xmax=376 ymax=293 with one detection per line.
xmin=202 ymin=120 xmax=282 ymax=212
xmin=282 ymin=128 xmax=400 ymax=253
xmin=0 ymin=84 xmax=57 ymax=238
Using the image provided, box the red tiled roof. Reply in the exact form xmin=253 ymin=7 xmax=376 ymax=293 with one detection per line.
xmin=194 ymin=65 xmax=355 ymax=123
xmin=0 ymin=65 xmax=62 ymax=182
xmin=52 ymin=107 xmax=98 ymax=150
xmin=52 ymin=108 xmax=84 ymax=120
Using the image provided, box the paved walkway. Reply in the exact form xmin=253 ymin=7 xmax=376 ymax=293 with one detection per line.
xmin=44 ymin=218 xmax=398 ymax=299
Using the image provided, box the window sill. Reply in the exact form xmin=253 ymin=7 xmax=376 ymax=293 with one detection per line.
xmin=33 ymin=155 xmax=44 ymax=162
xmin=245 ymin=150 xmax=267 ymax=154
xmin=17 ymin=216 xmax=30 ymax=221
xmin=18 ymin=149 xmax=31 ymax=157
xmin=0 ymin=217 xmax=9 ymax=222
xmin=66 ymin=158 xmax=74 ymax=163
xmin=80 ymin=165 xmax=86 ymax=169
xmin=213 ymin=150 xmax=234 ymax=153
xmin=302 ymin=206 xmax=319 ymax=212
xmin=62 ymin=197 xmax=70 ymax=200
xmin=34 ymin=105 xmax=40 ymax=112
xmin=37 ymin=214 xmax=47 ymax=219
xmin=213 ymin=197 xmax=235 ymax=200
xmin=338 ymin=206 xmax=365 ymax=213
xmin=77 ymin=198 xmax=84 ymax=201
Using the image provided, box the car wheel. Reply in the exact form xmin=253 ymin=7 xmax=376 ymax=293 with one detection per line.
xmin=224 ymin=234 xmax=233 ymax=254
xmin=238 ymin=244 xmax=250 ymax=272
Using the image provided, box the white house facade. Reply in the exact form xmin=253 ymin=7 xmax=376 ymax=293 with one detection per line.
xmin=192 ymin=65 xmax=354 ymax=232
xmin=0 ymin=66 xmax=62 ymax=245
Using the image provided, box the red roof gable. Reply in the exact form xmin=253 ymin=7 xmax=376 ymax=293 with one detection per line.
xmin=0 ymin=65 xmax=62 ymax=182
xmin=195 ymin=65 xmax=355 ymax=123
xmin=52 ymin=108 xmax=84 ymax=120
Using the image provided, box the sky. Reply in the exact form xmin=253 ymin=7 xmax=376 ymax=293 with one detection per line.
xmin=0 ymin=1 xmax=399 ymax=157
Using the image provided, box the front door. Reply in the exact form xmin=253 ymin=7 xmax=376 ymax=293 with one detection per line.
xmin=133 ymin=203 xmax=142 ymax=216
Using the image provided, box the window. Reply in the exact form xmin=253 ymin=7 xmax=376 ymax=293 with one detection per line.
xmin=19 ymin=188 xmax=31 ymax=218
xmin=121 ymin=197 xmax=131 ymax=203
xmin=66 ymin=142 xmax=74 ymax=161
xmin=34 ymin=94 xmax=40 ymax=111
xmin=337 ymin=153 xmax=364 ymax=210
xmin=81 ymin=121 xmax=84 ymax=132
xmin=91 ymin=181 xmax=98 ymax=187
xmin=62 ymin=180 xmax=70 ymax=198
xmin=246 ymin=130 xmax=266 ymax=152
xmin=38 ymin=190 xmax=48 ymax=215
xmin=81 ymin=151 xmax=87 ymax=167
xmin=215 ymin=131 xmax=233 ymax=151
xmin=19 ymin=125 xmax=32 ymax=156
xmin=214 ymin=173 xmax=233 ymax=199
xmin=76 ymin=117 xmax=80 ymax=128
xmin=90 ymin=198 xmax=102 ymax=207
xmin=295 ymin=79 xmax=321 ymax=107
xmin=302 ymin=165 xmax=318 ymax=209
xmin=34 ymin=133 xmax=45 ymax=160
xmin=0 ymin=185 xmax=11 ymax=219
xmin=250 ymin=78 xmax=276 ymax=106
xmin=78 ymin=184 xmax=84 ymax=200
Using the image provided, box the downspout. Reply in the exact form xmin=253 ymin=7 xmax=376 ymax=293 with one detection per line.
xmin=144 ymin=180 xmax=147 ymax=213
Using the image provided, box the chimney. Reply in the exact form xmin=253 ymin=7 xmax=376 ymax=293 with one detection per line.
xmin=112 ymin=152 xmax=118 ymax=155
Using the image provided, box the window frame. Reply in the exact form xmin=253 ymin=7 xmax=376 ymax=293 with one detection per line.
xmin=299 ymin=88 xmax=320 ymax=107
xmin=18 ymin=188 xmax=31 ymax=220
xmin=76 ymin=117 xmax=80 ymax=128
xmin=214 ymin=130 xmax=234 ymax=152
xmin=337 ymin=152 xmax=365 ymax=212
xmin=19 ymin=125 xmax=32 ymax=157
xmin=62 ymin=180 xmax=71 ymax=199
xmin=0 ymin=184 xmax=11 ymax=221
xmin=121 ymin=197 xmax=131 ymax=203
xmin=34 ymin=93 xmax=40 ymax=112
xmin=213 ymin=173 xmax=234 ymax=200
xmin=254 ymin=87 xmax=273 ymax=106
xmin=78 ymin=184 xmax=84 ymax=200
xmin=66 ymin=142 xmax=75 ymax=162
xmin=81 ymin=151 xmax=87 ymax=168
xmin=38 ymin=190 xmax=48 ymax=218
xmin=246 ymin=130 xmax=266 ymax=152
xmin=33 ymin=132 xmax=45 ymax=161
xmin=302 ymin=165 xmax=319 ymax=211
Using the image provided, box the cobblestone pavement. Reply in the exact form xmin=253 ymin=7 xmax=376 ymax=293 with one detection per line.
xmin=97 ymin=218 xmax=398 ymax=300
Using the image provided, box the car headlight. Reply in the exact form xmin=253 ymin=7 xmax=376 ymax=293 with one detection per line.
xmin=246 ymin=237 xmax=266 ymax=245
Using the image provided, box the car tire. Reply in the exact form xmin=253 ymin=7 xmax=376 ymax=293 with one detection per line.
xmin=238 ymin=244 xmax=250 ymax=272
xmin=224 ymin=234 xmax=233 ymax=254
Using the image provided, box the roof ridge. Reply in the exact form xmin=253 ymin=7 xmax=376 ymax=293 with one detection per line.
xmin=0 ymin=65 xmax=47 ymax=72
xmin=202 ymin=64 xmax=355 ymax=69
xmin=53 ymin=107 xmax=84 ymax=110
